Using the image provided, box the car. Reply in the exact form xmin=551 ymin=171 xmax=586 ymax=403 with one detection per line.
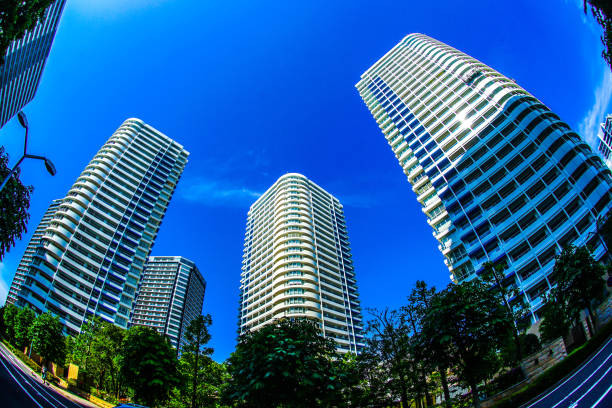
xmin=112 ymin=404 xmax=149 ymax=408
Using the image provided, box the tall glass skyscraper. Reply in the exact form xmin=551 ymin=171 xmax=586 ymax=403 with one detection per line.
xmin=239 ymin=173 xmax=364 ymax=354
xmin=0 ymin=0 xmax=66 ymax=128
xmin=597 ymin=114 xmax=612 ymax=169
xmin=7 ymin=118 xmax=189 ymax=334
xmin=357 ymin=34 xmax=612 ymax=317
xmin=131 ymin=256 xmax=206 ymax=349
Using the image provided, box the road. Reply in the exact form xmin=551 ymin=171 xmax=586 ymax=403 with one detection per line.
xmin=525 ymin=336 xmax=612 ymax=408
xmin=0 ymin=345 xmax=89 ymax=408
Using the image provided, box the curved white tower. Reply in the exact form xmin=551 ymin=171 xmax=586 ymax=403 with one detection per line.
xmin=357 ymin=34 xmax=612 ymax=317
xmin=9 ymin=118 xmax=188 ymax=334
xmin=239 ymin=173 xmax=364 ymax=353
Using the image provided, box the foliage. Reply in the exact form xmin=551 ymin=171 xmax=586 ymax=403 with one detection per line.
xmin=1 ymin=303 xmax=19 ymax=343
xmin=90 ymin=320 xmax=125 ymax=396
xmin=14 ymin=306 xmax=35 ymax=350
xmin=584 ymin=1 xmax=612 ymax=70
xmin=420 ymin=280 xmax=513 ymax=408
xmin=548 ymin=245 xmax=607 ymax=337
xmin=0 ymin=147 xmax=34 ymax=261
xmin=225 ymin=318 xmax=341 ymax=408
xmin=0 ymin=0 xmax=54 ymax=66
xmin=481 ymin=261 xmax=530 ymax=366
xmin=170 ymin=354 xmax=230 ymax=408
xmin=29 ymin=312 xmax=66 ymax=365
xmin=120 ymin=325 xmax=180 ymax=407
xmin=539 ymin=290 xmax=574 ymax=344
xmin=360 ymin=308 xmax=414 ymax=408
xmin=520 ymin=333 xmax=541 ymax=357
xmin=167 ymin=314 xmax=226 ymax=408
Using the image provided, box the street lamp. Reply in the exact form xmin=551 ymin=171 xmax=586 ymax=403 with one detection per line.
xmin=0 ymin=111 xmax=56 ymax=193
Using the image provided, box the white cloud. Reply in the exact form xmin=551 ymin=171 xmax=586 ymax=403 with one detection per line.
xmin=0 ymin=262 xmax=8 ymax=306
xmin=179 ymin=178 xmax=261 ymax=207
xmin=579 ymin=68 xmax=612 ymax=149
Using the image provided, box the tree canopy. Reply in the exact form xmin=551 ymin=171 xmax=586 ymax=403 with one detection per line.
xmin=0 ymin=147 xmax=34 ymax=261
xmin=545 ymin=245 xmax=607 ymax=337
xmin=420 ymin=280 xmax=513 ymax=408
xmin=29 ymin=312 xmax=66 ymax=365
xmin=226 ymin=318 xmax=341 ymax=408
xmin=120 ymin=325 xmax=180 ymax=407
xmin=583 ymin=1 xmax=612 ymax=70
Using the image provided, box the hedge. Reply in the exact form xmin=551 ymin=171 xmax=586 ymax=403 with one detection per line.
xmin=492 ymin=318 xmax=612 ymax=408
xmin=1 ymin=339 xmax=41 ymax=373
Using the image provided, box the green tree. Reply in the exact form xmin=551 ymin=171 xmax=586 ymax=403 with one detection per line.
xmin=583 ymin=1 xmax=612 ymax=70
xmin=182 ymin=314 xmax=214 ymax=408
xmin=14 ymin=306 xmax=35 ymax=351
xmin=120 ymin=326 xmax=179 ymax=407
xmin=362 ymin=308 xmax=415 ymax=408
xmin=481 ymin=261 xmax=530 ymax=366
xmin=420 ymin=280 xmax=512 ymax=408
xmin=225 ymin=318 xmax=340 ymax=408
xmin=0 ymin=147 xmax=33 ymax=261
xmin=66 ymin=317 xmax=99 ymax=375
xmin=550 ymin=245 xmax=607 ymax=336
xmin=407 ymin=281 xmax=451 ymax=408
xmin=539 ymin=288 xmax=574 ymax=345
xmin=90 ymin=321 xmax=125 ymax=396
xmin=171 ymin=354 xmax=230 ymax=408
xmin=29 ymin=313 xmax=66 ymax=365
xmin=1 ymin=303 xmax=19 ymax=343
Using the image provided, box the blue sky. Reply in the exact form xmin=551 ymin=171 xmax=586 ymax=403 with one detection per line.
xmin=0 ymin=0 xmax=610 ymax=361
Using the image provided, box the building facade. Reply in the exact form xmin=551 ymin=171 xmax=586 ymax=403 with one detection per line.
xmin=597 ymin=114 xmax=612 ymax=169
xmin=7 ymin=200 xmax=62 ymax=305
xmin=7 ymin=118 xmax=189 ymax=334
xmin=356 ymin=34 xmax=612 ymax=317
xmin=131 ymin=256 xmax=206 ymax=349
xmin=0 ymin=0 xmax=66 ymax=128
xmin=239 ymin=173 xmax=364 ymax=353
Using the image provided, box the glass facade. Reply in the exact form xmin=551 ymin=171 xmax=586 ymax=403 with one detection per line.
xmin=356 ymin=34 xmax=612 ymax=318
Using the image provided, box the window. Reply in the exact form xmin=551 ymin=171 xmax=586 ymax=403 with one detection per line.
xmin=509 ymin=240 xmax=530 ymax=261
xmin=528 ymin=226 xmax=548 ymax=248
xmin=518 ymin=210 xmax=538 ymax=230
xmin=491 ymin=208 xmax=511 ymax=226
xmin=536 ymin=195 xmax=557 ymax=215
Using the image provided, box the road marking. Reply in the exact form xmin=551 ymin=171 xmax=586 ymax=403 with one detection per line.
xmin=591 ymin=383 xmax=612 ymax=408
xmin=550 ymin=360 xmax=612 ymax=408
xmin=0 ymin=345 xmax=79 ymax=408
xmin=569 ymin=366 xmax=612 ymax=407
xmin=0 ymin=353 xmax=45 ymax=408
xmin=526 ymin=337 xmax=612 ymax=407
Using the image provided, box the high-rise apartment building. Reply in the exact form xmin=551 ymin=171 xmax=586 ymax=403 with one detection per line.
xmin=239 ymin=173 xmax=364 ymax=354
xmin=7 ymin=200 xmax=62 ymax=305
xmin=356 ymin=34 xmax=612 ymax=317
xmin=597 ymin=114 xmax=612 ymax=169
xmin=131 ymin=256 xmax=206 ymax=349
xmin=7 ymin=118 xmax=189 ymax=334
xmin=0 ymin=0 xmax=66 ymax=128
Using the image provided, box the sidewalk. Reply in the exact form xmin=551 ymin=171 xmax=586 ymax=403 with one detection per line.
xmin=0 ymin=342 xmax=105 ymax=408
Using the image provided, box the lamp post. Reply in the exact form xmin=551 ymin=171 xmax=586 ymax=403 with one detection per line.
xmin=0 ymin=111 xmax=56 ymax=193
